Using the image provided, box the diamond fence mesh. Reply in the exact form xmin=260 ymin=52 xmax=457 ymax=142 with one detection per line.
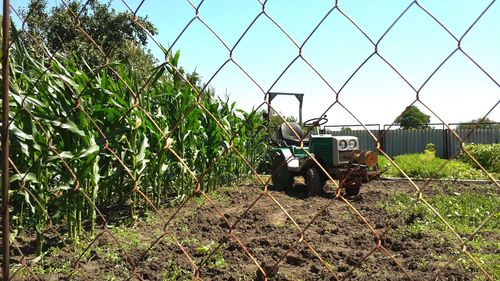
xmin=1 ymin=0 xmax=499 ymax=280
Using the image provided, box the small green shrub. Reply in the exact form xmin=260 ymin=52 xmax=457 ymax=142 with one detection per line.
xmin=196 ymin=241 xmax=227 ymax=269
xmin=377 ymin=156 xmax=397 ymax=176
xmin=441 ymin=161 xmax=484 ymax=180
xmin=461 ymin=143 xmax=500 ymax=173
xmin=378 ymin=144 xmax=445 ymax=178
xmin=392 ymin=153 xmax=446 ymax=179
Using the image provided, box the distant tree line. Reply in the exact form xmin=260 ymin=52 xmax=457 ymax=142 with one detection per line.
xmin=456 ymin=117 xmax=500 ymax=129
xmin=395 ymin=105 xmax=498 ymax=130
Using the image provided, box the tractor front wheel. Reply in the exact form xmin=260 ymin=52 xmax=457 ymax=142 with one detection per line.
xmin=306 ymin=167 xmax=323 ymax=196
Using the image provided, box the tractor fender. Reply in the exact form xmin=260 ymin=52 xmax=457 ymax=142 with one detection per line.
xmin=270 ymin=147 xmax=293 ymax=160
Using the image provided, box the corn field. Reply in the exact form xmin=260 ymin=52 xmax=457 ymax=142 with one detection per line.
xmin=4 ymin=25 xmax=267 ymax=255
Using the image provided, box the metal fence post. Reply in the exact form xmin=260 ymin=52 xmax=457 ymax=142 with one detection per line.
xmin=2 ymin=0 xmax=11 ymax=279
xmin=443 ymin=127 xmax=449 ymax=159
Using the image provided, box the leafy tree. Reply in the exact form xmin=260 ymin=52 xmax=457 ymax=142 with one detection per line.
xmin=457 ymin=117 xmax=500 ymax=129
xmin=20 ymin=0 xmax=158 ymax=78
xmin=396 ymin=105 xmax=430 ymax=130
xmin=268 ymin=109 xmax=297 ymax=126
xmin=340 ymin=126 xmax=352 ymax=133
xmin=260 ymin=109 xmax=297 ymax=139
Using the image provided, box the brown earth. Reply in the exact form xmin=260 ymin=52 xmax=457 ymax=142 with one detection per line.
xmin=12 ymin=179 xmax=497 ymax=280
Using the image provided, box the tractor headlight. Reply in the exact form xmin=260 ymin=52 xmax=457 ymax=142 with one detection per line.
xmin=339 ymin=140 xmax=347 ymax=150
xmin=348 ymin=139 xmax=357 ymax=149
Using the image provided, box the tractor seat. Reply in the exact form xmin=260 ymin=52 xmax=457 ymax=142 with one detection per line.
xmin=279 ymin=123 xmax=309 ymax=146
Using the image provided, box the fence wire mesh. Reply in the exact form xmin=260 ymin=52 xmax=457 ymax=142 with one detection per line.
xmin=1 ymin=0 xmax=499 ymax=280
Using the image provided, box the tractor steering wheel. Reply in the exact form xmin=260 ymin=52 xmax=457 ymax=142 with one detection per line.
xmin=303 ymin=116 xmax=328 ymax=127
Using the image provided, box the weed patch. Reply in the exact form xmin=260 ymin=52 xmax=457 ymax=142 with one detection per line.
xmin=379 ymin=146 xmax=489 ymax=179
xmin=381 ymin=187 xmax=499 ymax=278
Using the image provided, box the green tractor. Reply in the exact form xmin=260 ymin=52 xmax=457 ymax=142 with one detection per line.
xmin=267 ymin=93 xmax=380 ymax=196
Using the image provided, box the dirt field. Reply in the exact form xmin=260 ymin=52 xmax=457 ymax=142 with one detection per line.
xmin=14 ymin=179 xmax=498 ymax=280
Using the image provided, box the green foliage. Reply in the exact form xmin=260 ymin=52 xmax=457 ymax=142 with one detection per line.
xmin=379 ymin=193 xmax=431 ymax=235
xmin=20 ymin=0 xmax=157 ymax=79
xmin=396 ymin=105 xmax=430 ymax=130
xmin=376 ymin=155 xmax=392 ymax=173
xmin=384 ymin=190 xmax=499 ymax=234
xmin=382 ymin=189 xmax=499 ymax=278
xmin=161 ymin=260 xmax=191 ymax=280
xmin=196 ymin=241 xmax=227 ymax=269
xmin=5 ymin=27 xmax=267 ymax=254
xmin=457 ymin=117 xmax=500 ymax=129
xmin=442 ymin=161 xmax=486 ymax=180
xmin=461 ymin=143 xmax=500 ymax=173
xmin=382 ymin=152 xmax=442 ymax=179
xmin=340 ymin=126 xmax=352 ymax=133
xmin=266 ymin=109 xmax=297 ymax=128
xmin=379 ymin=145 xmax=485 ymax=179
xmin=429 ymin=192 xmax=498 ymax=233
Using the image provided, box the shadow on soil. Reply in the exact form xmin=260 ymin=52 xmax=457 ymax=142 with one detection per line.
xmin=269 ymin=182 xmax=361 ymax=202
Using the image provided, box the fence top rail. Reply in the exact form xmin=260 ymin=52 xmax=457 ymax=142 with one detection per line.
xmin=323 ymin=123 xmax=500 ymax=131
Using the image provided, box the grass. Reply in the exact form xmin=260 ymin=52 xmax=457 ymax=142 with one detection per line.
xmin=381 ymin=186 xmax=499 ymax=279
xmin=429 ymin=192 xmax=498 ymax=233
xmin=31 ymin=251 xmax=73 ymax=276
xmin=111 ymin=227 xmax=143 ymax=250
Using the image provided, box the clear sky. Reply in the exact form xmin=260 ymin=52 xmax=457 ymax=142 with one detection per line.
xmin=9 ymin=0 xmax=500 ymax=127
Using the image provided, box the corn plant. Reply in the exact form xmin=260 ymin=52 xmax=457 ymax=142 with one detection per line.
xmin=3 ymin=28 xmax=267 ymax=255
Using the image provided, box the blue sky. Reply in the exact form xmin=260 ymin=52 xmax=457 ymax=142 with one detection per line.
xmin=9 ymin=0 xmax=500 ymax=127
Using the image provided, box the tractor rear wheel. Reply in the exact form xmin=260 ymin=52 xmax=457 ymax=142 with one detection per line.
xmin=306 ymin=167 xmax=323 ymax=196
xmin=271 ymin=157 xmax=294 ymax=190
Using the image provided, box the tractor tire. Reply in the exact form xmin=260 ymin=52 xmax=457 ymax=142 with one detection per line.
xmin=271 ymin=157 xmax=294 ymax=190
xmin=306 ymin=167 xmax=323 ymax=196
xmin=345 ymin=185 xmax=361 ymax=197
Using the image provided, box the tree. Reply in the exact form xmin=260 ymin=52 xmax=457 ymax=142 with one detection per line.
xmin=457 ymin=117 xmax=500 ymax=129
xmin=396 ymin=105 xmax=430 ymax=130
xmin=20 ymin=0 xmax=158 ymax=77
xmin=268 ymin=109 xmax=297 ymax=127
xmin=340 ymin=126 xmax=352 ymax=133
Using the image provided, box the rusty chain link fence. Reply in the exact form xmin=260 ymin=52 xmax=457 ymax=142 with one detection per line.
xmin=1 ymin=0 xmax=499 ymax=280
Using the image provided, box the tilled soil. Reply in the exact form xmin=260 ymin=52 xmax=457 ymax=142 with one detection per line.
xmin=17 ymin=179 xmax=497 ymax=280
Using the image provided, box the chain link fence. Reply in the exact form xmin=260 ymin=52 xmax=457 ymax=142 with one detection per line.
xmin=1 ymin=0 xmax=499 ymax=280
